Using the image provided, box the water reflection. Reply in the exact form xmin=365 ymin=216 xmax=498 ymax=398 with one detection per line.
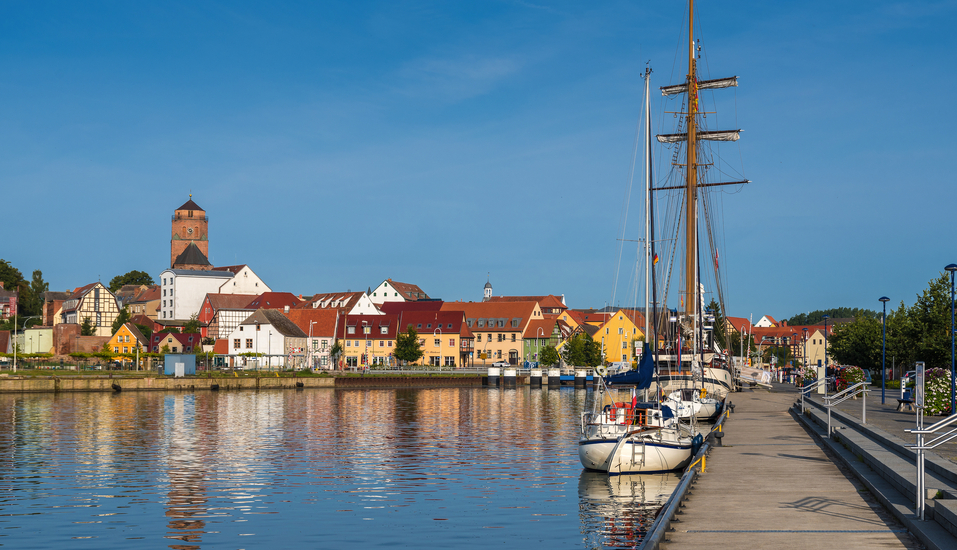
xmin=0 ymin=387 xmax=677 ymax=549
xmin=578 ymin=471 xmax=680 ymax=549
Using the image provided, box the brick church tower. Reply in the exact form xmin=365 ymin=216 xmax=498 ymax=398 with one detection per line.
xmin=170 ymin=195 xmax=211 ymax=270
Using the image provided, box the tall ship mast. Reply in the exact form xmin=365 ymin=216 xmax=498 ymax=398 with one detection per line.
xmin=652 ymin=0 xmax=749 ymax=397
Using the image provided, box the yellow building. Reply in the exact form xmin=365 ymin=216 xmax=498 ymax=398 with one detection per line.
xmin=107 ymin=323 xmax=149 ymax=361
xmin=594 ymin=309 xmax=645 ymax=364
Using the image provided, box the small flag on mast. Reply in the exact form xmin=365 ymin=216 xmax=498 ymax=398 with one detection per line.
xmin=653 ymin=253 xmax=659 ymax=265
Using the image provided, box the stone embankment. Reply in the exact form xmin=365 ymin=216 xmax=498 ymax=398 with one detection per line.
xmin=0 ymin=374 xmax=486 ymax=393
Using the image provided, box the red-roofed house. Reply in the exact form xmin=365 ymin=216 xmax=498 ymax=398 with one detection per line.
xmin=393 ymin=310 xmax=472 ymax=367
xmin=441 ymin=301 xmax=543 ymax=366
xmin=60 ymin=283 xmax=121 ymax=337
xmin=149 ymin=331 xmax=203 ymax=354
xmin=370 ymin=278 xmax=431 ymax=304
xmin=336 ymin=314 xmax=399 ymax=368
xmin=284 ymin=309 xmax=340 ymax=369
xmin=243 ymin=292 xmax=303 ymax=312
xmin=198 ymin=293 xmax=257 ymax=339
xmin=487 ymin=294 xmax=567 ymax=315
xmin=295 ymin=291 xmax=382 ymax=316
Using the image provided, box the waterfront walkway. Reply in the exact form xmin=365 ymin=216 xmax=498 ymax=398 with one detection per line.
xmin=664 ymin=386 xmax=920 ymax=549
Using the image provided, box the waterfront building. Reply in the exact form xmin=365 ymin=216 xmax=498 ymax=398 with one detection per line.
xmin=336 ymin=314 xmax=398 ymax=368
xmin=159 ymin=265 xmax=269 ymax=323
xmin=223 ymin=309 xmax=306 ymax=369
xmin=106 ymin=323 xmax=148 ymax=360
xmin=0 ymin=282 xmax=17 ymax=320
xmin=393 ymin=310 xmax=471 ymax=368
xmin=148 ymin=331 xmax=202 ymax=354
xmin=369 ymin=279 xmax=431 ymax=305
xmin=284 ymin=309 xmax=339 ymax=369
xmin=441 ymin=300 xmax=544 ymax=366
xmin=592 ymin=309 xmax=645 ymax=364
xmin=125 ymin=285 xmax=160 ymax=320
xmin=296 ymin=291 xmax=382 ymax=316
xmin=59 ymin=282 xmax=121 ymax=337
xmin=521 ymin=317 xmax=567 ymax=365
xmin=753 ymin=315 xmax=779 ymax=328
xmin=42 ymin=291 xmax=72 ymax=327
xmin=198 ymin=293 xmax=256 ymax=339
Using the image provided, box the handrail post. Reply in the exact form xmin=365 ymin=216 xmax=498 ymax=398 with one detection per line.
xmin=862 ymin=384 xmax=866 ymax=425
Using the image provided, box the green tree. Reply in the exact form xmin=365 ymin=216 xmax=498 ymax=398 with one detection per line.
xmin=784 ymin=307 xmax=879 ymax=326
xmin=394 ymin=326 xmax=424 ymax=364
xmin=183 ymin=315 xmax=201 ymax=334
xmin=80 ymin=317 xmax=96 ymax=336
xmin=706 ymin=298 xmax=727 ymax=351
xmin=108 ymin=270 xmax=154 ymax=293
xmin=112 ymin=306 xmax=131 ymax=334
xmin=134 ymin=323 xmax=153 ymax=341
xmin=829 ymin=316 xmax=882 ymax=371
xmin=329 ymin=340 xmax=344 ymax=368
xmin=583 ymin=336 xmax=603 ymax=367
xmin=539 ymin=345 xmax=560 ymax=367
xmin=24 ymin=270 xmax=48 ymax=317
xmin=160 ymin=344 xmax=171 ymax=354
xmin=562 ymin=333 xmax=587 ymax=366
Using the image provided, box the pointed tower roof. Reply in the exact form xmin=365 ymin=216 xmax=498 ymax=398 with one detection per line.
xmin=176 ymin=198 xmax=204 ymax=212
xmin=172 ymin=242 xmax=211 ymax=267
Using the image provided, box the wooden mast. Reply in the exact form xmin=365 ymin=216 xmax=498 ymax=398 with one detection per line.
xmin=683 ymin=0 xmax=698 ymax=318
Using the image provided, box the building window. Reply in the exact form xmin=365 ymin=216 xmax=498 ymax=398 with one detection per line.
xmin=434 ymin=338 xmax=441 ymax=346
xmin=366 ymin=340 xmax=371 ymax=347
xmin=346 ymin=341 xmax=351 ymax=347
xmin=419 ymin=339 xmax=425 ymax=345
xmin=387 ymin=341 xmax=392 ymax=347
xmin=246 ymin=339 xmax=253 ymax=349
xmin=449 ymin=338 xmax=454 ymax=346
xmin=379 ymin=341 xmax=384 ymax=347
xmin=618 ymin=328 xmax=623 ymax=334
xmin=622 ymin=342 xmax=627 ymax=349
xmin=172 ymin=347 xmax=178 ymax=353
xmin=511 ymin=334 xmax=516 ymax=342
xmin=96 ymin=313 xmax=101 ymax=326
xmin=234 ymin=339 xmax=240 ymax=349
xmin=380 ymin=326 xmax=388 ymax=334
xmin=347 ymin=326 xmax=355 ymax=334
xmin=605 ymin=328 xmax=609 ymax=334
xmin=113 ymin=347 xmax=119 ymax=353
xmin=123 ymin=347 xmax=128 ymax=353
xmin=354 ymin=340 xmax=359 ymax=347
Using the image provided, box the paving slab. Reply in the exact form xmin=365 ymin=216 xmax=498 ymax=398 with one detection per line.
xmin=664 ymin=387 xmax=920 ymax=549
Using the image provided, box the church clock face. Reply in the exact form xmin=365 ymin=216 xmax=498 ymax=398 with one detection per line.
xmin=187 ymin=227 xmax=194 ymax=235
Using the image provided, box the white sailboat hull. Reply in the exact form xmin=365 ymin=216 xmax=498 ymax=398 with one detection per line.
xmin=651 ymin=366 xmax=734 ymax=399
xmin=579 ymin=428 xmax=694 ymax=474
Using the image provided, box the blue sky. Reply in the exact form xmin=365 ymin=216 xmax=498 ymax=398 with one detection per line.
xmin=2 ymin=1 xmax=955 ymax=320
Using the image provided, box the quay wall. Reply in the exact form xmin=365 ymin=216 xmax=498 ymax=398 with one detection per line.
xmin=0 ymin=374 xmax=501 ymax=393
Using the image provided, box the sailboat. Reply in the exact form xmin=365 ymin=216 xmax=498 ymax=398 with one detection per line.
xmin=647 ymin=0 xmax=748 ymax=401
xmin=578 ymin=68 xmax=700 ymax=475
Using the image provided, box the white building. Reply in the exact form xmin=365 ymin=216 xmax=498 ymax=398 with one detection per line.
xmin=159 ymin=265 xmax=270 ymax=322
xmin=369 ymin=279 xmax=430 ymax=305
xmin=300 ymin=291 xmax=383 ymax=316
xmin=224 ymin=309 xmax=306 ymax=369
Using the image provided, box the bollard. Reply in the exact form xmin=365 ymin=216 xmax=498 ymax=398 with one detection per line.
xmin=529 ymin=368 xmax=542 ymax=388
xmin=575 ymin=370 xmax=587 ymax=388
xmin=547 ymin=368 xmax=561 ymax=388
xmin=503 ymin=368 xmax=517 ymax=387
xmin=487 ymin=367 xmax=500 ymax=387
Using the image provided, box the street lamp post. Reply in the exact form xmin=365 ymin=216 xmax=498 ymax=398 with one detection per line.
xmin=802 ymin=327 xmax=808 ymax=376
xmin=879 ymin=296 xmax=890 ymax=405
xmin=434 ymin=327 xmax=442 ymax=371
xmin=823 ymin=315 xmax=830 ymax=394
xmin=946 ymin=264 xmax=957 ymax=414
xmin=537 ymin=327 xmax=545 ymax=367
xmin=309 ymin=320 xmax=317 ymax=371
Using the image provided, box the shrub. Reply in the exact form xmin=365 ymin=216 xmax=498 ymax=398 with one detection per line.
xmin=836 ymin=366 xmax=864 ymax=392
xmin=923 ymin=368 xmax=952 ymax=416
xmin=800 ymin=365 xmax=817 ymax=380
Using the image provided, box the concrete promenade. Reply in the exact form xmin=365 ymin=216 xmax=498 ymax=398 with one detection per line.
xmin=804 ymin=384 xmax=957 ymax=463
xmin=664 ymin=386 xmax=919 ymax=549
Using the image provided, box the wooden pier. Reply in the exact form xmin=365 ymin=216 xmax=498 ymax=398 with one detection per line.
xmin=663 ymin=387 xmax=919 ymax=549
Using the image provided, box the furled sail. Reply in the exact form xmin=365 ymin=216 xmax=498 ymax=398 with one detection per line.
xmin=660 ymin=76 xmax=738 ymax=96
xmin=656 ymin=130 xmax=740 ymax=143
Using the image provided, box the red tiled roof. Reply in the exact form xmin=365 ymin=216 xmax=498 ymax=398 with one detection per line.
xmin=488 ymin=295 xmax=566 ymax=310
xmin=336 ymin=314 xmax=399 ymax=339
xmin=214 ymin=264 xmax=248 ymax=274
xmin=205 ymin=293 xmax=257 ymax=311
xmin=149 ymin=332 xmax=202 ymax=350
xmin=379 ymin=301 xmax=444 ymax=314
xmin=384 ymin=279 xmax=430 ymax=301
xmin=284 ymin=309 xmax=339 ymax=337
xmin=395 ymin=310 xmax=467 ymax=336
xmin=726 ymin=317 xmax=752 ymax=331
xmin=295 ymin=291 xmax=364 ymax=310
xmin=440 ymin=301 xmax=539 ymax=332
xmin=130 ymin=285 xmax=160 ymax=303
xmin=244 ymin=292 xmax=303 ymax=310
xmin=213 ymin=339 xmax=229 ymax=355
xmin=523 ymin=318 xmax=557 ymax=338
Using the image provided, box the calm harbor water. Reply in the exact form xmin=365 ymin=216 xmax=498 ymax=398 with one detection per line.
xmin=0 ymin=387 xmax=677 ymax=549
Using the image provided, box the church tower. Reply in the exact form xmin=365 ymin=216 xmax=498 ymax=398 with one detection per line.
xmin=170 ymin=195 xmax=211 ymax=270
xmin=483 ymin=276 xmax=493 ymax=302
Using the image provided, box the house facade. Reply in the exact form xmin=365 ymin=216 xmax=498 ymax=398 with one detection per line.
xmin=441 ymin=301 xmax=543 ymax=366
xmin=0 ymin=283 xmax=17 ymax=320
xmin=60 ymin=283 xmax=121 ymax=337
xmin=198 ymin=293 xmax=256 ymax=339
xmin=285 ymin=309 xmax=339 ymax=369
xmin=298 ymin=291 xmax=382 ymax=316
xmin=149 ymin=331 xmax=202 ymax=354
xmin=337 ymin=314 xmax=398 ymax=368
xmin=369 ymin=279 xmax=431 ymax=304
xmin=107 ymin=323 xmax=148 ymax=359
xmin=223 ymin=309 xmax=306 ymax=369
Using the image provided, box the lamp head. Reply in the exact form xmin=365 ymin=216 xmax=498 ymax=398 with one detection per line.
xmin=946 ymin=264 xmax=957 ymax=273
xmin=879 ymin=296 xmax=889 ymax=303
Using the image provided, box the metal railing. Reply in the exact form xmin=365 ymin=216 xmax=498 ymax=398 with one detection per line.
xmin=822 ymin=382 xmax=869 ymax=436
xmin=905 ymin=410 xmax=957 ymax=520
xmin=799 ymin=378 xmax=827 ymax=413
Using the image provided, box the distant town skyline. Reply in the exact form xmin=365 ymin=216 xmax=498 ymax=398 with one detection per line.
xmin=3 ymin=1 xmax=955 ymax=319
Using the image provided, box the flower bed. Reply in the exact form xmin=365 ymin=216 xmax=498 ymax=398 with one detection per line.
xmin=922 ymin=368 xmax=953 ymax=416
